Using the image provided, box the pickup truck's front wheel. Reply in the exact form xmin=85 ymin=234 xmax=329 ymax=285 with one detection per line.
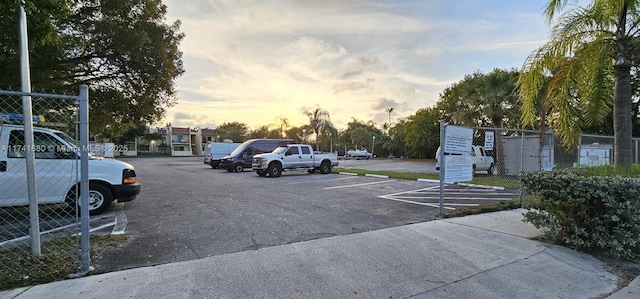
xmin=267 ymin=163 xmax=282 ymax=178
xmin=319 ymin=161 xmax=331 ymax=174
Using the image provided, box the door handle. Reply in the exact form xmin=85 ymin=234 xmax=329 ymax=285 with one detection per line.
xmin=0 ymin=161 xmax=6 ymax=172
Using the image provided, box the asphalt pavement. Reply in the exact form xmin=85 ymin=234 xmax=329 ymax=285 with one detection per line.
xmin=2 ymin=158 xmax=639 ymax=298
xmin=2 ymin=209 xmax=639 ymax=299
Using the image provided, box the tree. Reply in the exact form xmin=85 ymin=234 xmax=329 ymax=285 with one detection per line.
xmin=437 ymin=69 xmax=520 ymax=174
xmin=385 ymin=107 xmax=394 ymax=132
xmin=518 ymin=0 xmax=640 ymax=168
xmin=0 ymin=0 xmax=184 ymax=139
xmin=304 ymin=108 xmax=330 ymax=151
xmin=216 ymin=122 xmax=248 ymax=142
xmin=401 ymin=108 xmax=440 ymax=159
xmin=350 ymin=127 xmax=371 ymax=150
xmin=274 ymin=116 xmax=289 ymax=138
xmin=440 ymin=69 xmax=521 ymax=129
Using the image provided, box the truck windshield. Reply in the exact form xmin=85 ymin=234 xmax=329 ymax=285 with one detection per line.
xmin=228 ymin=140 xmax=253 ymax=157
xmin=272 ymin=146 xmax=288 ymax=154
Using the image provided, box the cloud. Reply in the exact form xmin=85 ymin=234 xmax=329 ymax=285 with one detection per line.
xmin=161 ymin=0 xmax=556 ymax=131
xmin=332 ymin=78 xmax=374 ymax=93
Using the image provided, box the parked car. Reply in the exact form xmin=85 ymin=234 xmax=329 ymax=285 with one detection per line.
xmin=252 ymin=144 xmax=339 ymax=177
xmin=219 ymin=139 xmax=295 ymax=172
xmin=345 ymin=148 xmax=372 ymax=160
xmin=435 ymin=145 xmax=494 ymax=175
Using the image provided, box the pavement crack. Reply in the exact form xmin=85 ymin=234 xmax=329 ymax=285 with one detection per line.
xmin=404 ymin=248 xmax=549 ymax=298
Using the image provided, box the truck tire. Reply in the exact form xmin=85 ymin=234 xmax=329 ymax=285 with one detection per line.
xmin=210 ymin=162 xmax=219 ymax=169
xmin=234 ymin=164 xmax=244 ymax=173
xmin=487 ymin=164 xmax=494 ymax=175
xmin=319 ymin=161 xmax=331 ymax=174
xmin=267 ymin=162 xmax=282 ymax=178
xmin=257 ymin=170 xmax=267 ymax=177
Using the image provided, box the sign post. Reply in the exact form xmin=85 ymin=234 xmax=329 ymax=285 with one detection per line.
xmin=439 ymin=123 xmax=473 ymax=219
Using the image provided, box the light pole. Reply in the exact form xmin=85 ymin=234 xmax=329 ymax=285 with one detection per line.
xmin=328 ymin=122 xmax=334 ymax=153
xmin=372 ymin=136 xmax=376 ymax=158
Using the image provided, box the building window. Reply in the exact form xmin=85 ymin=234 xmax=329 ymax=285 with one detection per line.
xmin=173 ymin=146 xmax=185 ymax=151
xmin=172 ymin=135 xmax=187 ymax=143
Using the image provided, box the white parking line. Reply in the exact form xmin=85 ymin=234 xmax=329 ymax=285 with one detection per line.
xmin=378 ymin=184 xmax=518 ymax=209
xmin=323 ymin=179 xmax=397 ymax=190
xmin=112 ymin=209 xmax=128 ymax=235
xmin=377 ymin=195 xmax=457 ymax=210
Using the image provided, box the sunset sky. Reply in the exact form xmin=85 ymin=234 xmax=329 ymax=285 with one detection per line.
xmin=160 ymin=0 xmax=568 ymax=131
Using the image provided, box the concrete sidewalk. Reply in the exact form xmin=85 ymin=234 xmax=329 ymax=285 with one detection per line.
xmin=2 ymin=209 xmax=637 ymax=298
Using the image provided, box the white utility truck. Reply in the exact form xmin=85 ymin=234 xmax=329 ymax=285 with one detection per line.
xmin=252 ymin=144 xmax=339 ymax=177
xmin=435 ymin=145 xmax=495 ymax=175
xmin=0 ymin=124 xmax=141 ymax=215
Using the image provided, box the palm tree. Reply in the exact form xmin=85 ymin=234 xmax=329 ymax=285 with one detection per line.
xmin=304 ymin=108 xmax=330 ymax=151
xmin=275 ymin=116 xmax=289 ymax=138
xmin=449 ymin=69 xmax=520 ymax=175
xmin=518 ymin=0 xmax=640 ymax=168
xmin=385 ymin=107 xmax=394 ymax=131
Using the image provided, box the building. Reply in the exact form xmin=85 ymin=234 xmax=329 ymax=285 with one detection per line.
xmin=121 ymin=126 xmax=217 ymax=157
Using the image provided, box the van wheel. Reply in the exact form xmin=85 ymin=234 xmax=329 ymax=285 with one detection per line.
xmin=319 ymin=161 xmax=331 ymax=174
xmin=66 ymin=183 xmax=113 ymax=216
xmin=234 ymin=164 xmax=244 ymax=172
xmin=267 ymin=163 xmax=282 ymax=178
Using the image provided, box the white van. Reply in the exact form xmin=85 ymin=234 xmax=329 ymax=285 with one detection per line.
xmin=0 ymin=124 xmax=141 ymax=215
xmin=204 ymin=141 xmax=241 ymax=169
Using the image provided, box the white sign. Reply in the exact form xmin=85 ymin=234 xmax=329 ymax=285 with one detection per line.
xmin=444 ymin=125 xmax=473 ymax=154
xmin=444 ymin=154 xmax=473 ymax=182
xmin=484 ymin=131 xmax=494 ymax=151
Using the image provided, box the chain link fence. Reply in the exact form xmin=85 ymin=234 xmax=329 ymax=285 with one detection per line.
xmin=0 ymin=87 xmax=90 ymax=288
xmin=437 ymin=125 xmax=640 ymax=217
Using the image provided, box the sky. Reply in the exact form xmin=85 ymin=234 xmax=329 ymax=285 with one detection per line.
xmin=160 ymin=0 xmax=557 ymax=132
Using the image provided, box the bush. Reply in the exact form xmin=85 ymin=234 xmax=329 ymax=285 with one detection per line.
xmin=520 ymin=170 xmax=640 ymax=260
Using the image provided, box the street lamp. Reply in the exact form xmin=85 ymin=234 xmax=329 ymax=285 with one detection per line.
xmin=328 ymin=122 xmax=334 ymax=153
xmin=372 ymin=136 xmax=376 ymax=158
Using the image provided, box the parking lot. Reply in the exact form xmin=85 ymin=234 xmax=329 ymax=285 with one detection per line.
xmin=65 ymin=157 xmax=520 ymax=273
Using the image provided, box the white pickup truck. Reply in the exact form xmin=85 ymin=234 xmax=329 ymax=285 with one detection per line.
xmin=435 ymin=145 xmax=495 ymax=175
xmin=252 ymin=144 xmax=339 ymax=177
xmin=0 ymin=124 xmax=141 ymax=215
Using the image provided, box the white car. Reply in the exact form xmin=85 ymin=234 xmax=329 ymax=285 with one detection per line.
xmin=345 ymin=148 xmax=372 ymax=160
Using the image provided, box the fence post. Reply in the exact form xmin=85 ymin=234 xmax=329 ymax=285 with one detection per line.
xmin=20 ymin=4 xmax=41 ymax=257
xmin=438 ymin=120 xmax=445 ymax=219
xmin=78 ymin=85 xmax=91 ymax=272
